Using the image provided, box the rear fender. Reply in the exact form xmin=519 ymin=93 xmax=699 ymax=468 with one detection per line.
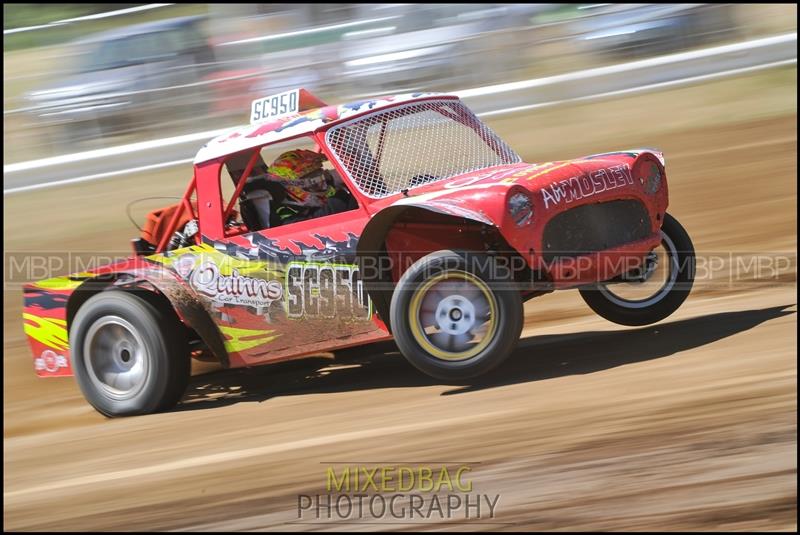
xmin=68 ymin=268 xmax=231 ymax=368
xmin=23 ymin=265 xmax=229 ymax=377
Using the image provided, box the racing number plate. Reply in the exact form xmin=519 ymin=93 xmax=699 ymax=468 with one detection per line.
xmin=250 ymin=89 xmax=300 ymax=124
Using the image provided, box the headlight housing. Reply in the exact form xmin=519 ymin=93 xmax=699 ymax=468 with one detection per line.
xmin=507 ymin=191 xmax=533 ymax=227
xmin=636 ymin=158 xmax=662 ymax=194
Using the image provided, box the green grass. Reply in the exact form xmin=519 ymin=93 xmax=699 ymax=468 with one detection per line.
xmin=3 ymin=4 xmax=208 ymax=51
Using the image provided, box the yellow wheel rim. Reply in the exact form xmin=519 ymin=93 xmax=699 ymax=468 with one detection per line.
xmin=407 ymin=270 xmax=498 ymax=361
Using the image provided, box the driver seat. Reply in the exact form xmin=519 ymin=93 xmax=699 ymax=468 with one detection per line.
xmin=226 ymin=152 xmax=287 ymax=231
xmin=239 ymin=177 xmax=287 ymax=230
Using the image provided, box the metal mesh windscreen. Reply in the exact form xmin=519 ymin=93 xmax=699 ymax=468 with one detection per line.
xmin=325 ymin=99 xmax=520 ymax=198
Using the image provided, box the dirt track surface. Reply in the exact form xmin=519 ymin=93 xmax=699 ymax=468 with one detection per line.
xmin=3 ymin=81 xmax=797 ymax=530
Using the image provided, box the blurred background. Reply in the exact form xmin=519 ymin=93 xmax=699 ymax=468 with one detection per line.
xmin=3 ymin=3 xmax=796 ymax=163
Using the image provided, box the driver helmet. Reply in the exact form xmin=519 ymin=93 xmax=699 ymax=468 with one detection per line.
xmin=268 ymin=149 xmax=324 ymax=182
xmin=267 ymin=149 xmax=334 ymax=208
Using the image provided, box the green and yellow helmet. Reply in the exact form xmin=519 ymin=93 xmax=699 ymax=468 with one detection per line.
xmin=267 ymin=149 xmax=324 ymax=181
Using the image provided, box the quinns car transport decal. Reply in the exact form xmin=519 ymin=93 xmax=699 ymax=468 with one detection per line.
xmin=190 ymin=258 xmax=283 ymax=309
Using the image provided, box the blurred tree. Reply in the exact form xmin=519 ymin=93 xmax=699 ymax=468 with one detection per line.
xmin=3 ymin=4 xmax=140 ymax=30
xmin=3 ymin=3 xmax=207 ymax=51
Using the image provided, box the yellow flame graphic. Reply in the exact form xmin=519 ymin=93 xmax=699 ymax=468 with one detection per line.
xmin=149 ymin=243 xmax=282 ymax=279
xmin=219 ymin=325 xmax=281 ymax=353
xmin=23 ymin=313 xmax=69 ymax=351
xmin=33 ymin=273 xmax=95 ymax=291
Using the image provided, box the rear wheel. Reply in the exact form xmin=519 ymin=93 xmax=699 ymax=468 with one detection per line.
xmin=71 ymin=291 xmax=190 ymax=417
xmin=390 ymin=251 xmax=523 ymax=381
xmin=579 ymin=212 xmax=695 ymax=326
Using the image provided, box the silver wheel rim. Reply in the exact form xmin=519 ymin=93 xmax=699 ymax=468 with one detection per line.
xmin=416 ymin=276 xmax=495 ymax=357
xmin=84 ymin=316 xmax=148 ymax=399
xmin=597 ymin=230 xmax=680 ymax=309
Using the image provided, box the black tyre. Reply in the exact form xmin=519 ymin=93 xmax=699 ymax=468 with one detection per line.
xmin=390 ymin=250 xmax=523 ymax=381
xmin=579 ymin=212 xmax=695 ymax=326
xmin=70 ymin=291 xmax=190 ymax=417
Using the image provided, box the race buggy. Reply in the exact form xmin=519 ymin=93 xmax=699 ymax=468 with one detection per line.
xmin=23 ymin=89 xmax=695 ymax=416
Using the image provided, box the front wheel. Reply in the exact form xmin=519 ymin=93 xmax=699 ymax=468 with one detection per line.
xmin=70 ymin=291 xmax=190 ymax=417
xmin=579 ymin=212 xmax=695 ymax=326
xmin=390 ymin=251 xmax=523 ymax=381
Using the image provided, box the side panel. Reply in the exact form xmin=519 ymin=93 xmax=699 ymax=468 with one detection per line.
xmin=159 ymin=209 xmax=391 ymax=368
xmin=384 ymin=221 xmax=490 ymax=283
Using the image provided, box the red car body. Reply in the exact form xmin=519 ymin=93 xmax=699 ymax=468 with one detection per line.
xmin=23 ymin=91 xmax=670 ymax=378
